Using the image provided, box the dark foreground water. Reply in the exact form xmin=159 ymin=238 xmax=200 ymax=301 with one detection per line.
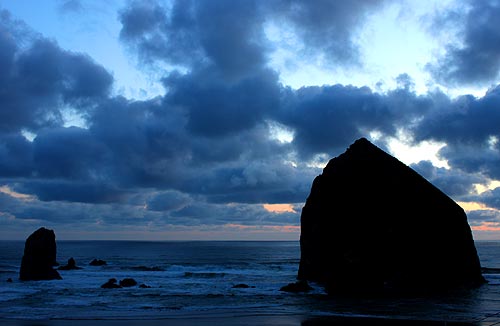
xmin=0 ymin=241 xmax=499 ymax=323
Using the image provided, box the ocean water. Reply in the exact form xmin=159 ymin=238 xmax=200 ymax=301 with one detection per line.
xmin=0 ymin=240 xmax=499 ymax=322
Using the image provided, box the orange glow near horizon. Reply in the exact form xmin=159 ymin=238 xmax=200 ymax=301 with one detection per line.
xmin=262 ymin=203 xmax=296 ymax=213
xmin=472 ymin=222 xmax=500 ymax=232
xmin=224 ymin=223 xmax=300 ymax=233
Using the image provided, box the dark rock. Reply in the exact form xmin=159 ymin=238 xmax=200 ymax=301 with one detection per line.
xmin=119 ymin=278 xmax=137 ymax=287
xmin=232 ymin=283 xmax=255 ymax=289
xmin=6 ymin=278 xmax=12 ymax=283
xmin=298 ymin=138 xmax=485 ymax=295
xmin=280 ymin=281 xmax=313 ymax=293
xmin=139 ymin=283 xmax=152 ymax=288
xmin=58 ymin=257 xmax=82 ymax=270
xmin=101 ymin=278 xmax=121 ymax=289
xmin=89 ymin=259 xmax=107 ymax=266
xmin=19 ymin=227 xmax=62 ymax=281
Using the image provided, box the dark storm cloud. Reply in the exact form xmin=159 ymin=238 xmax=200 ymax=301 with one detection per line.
xmin=119 ymin=0 xmax=386 ymax=79
xmin=0 ymin=10 xmax=113 ymax=133
xmin=268 ymin=0 xmax=386 ymax=66
xmin=14 ymin=180 xmax=129 ymax=204
xmin=278 ymin=83 xmax=436 ymax=159
xmin=412 ymin=86 xmax=500 ymax=180
xmin=164 ymin=67 xmax=280 ymax=137
xmin=429 ymin=0 xmax=500 ymax=86
xmin=119 ymin=0 xmax=267 ymax=79
xmin=0 ymin=133 xmax=33 ymax=177
xmin=411 ymin=160 xmax=485 ymax=198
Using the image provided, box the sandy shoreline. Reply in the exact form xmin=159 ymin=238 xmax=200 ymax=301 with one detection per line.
xmin=0 ymin=314 xmax=487 ymax=326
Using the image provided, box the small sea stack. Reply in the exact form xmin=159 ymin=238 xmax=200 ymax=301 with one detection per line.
xmin=58 ymin=257 xmax=82 ymax=270
xmin=89 ymin=258 xmax=107 ymax=266
xmin=19 ymin=227 xmax=62 ymax=281
xmin=298 ymin=138 xmax=485 ymax=294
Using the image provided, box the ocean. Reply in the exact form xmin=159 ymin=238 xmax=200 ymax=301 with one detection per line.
xmin=1 ymin=240 xmax=500 ymax=323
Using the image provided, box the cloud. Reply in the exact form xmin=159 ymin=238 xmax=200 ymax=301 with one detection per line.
xmin=412 ymin=86 xmax=500 ymax=180
xmin=0 ymin=10 xmax=113 ymax=133
xmin=3 ymin=3 xmax=500 ymax=237
xmin=164 ymin=67 xmax=280 ymax=137
xmin=119 ymin=0 xmax=387 ymax=79
xmin=268 ymin=0 xmax=386 ymax=66
xmin=428 ymin=0 xmax=500 ymax=86
xmin=411 ymin=160 xmax=485 ymax=198
xmin=57 ymin=0 xmax=83 ymax=14
xmin=146 ymin=190 xmax=191 ymax=212
xmin=0 ymin=133 xmax=33 ymax=177
xmin=119 ymin=0 xmax=267 ymax=80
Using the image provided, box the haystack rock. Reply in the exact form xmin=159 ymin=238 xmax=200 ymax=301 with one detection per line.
xmin=19 ymin=227 xmax=62 ymax=281
xmin=298 ymin=138 xmax=485 ymax=294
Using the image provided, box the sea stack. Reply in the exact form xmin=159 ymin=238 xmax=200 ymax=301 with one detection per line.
xmin=19 ymin=227 xmax=62 ymax=281
xmin=298 ymin=138 xmax=484 ymax=294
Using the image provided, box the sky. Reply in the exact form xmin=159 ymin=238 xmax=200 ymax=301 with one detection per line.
xmin=1 ymin=0 xmax=500 ymax=240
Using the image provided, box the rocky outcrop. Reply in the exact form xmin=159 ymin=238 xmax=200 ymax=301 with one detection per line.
xmin=101 ymin=278 xmax=121 ymax=289
xmin=298 ymin=138 xmax=485 ymax=294
xmin=58 ymin=257 xmax=82 ymax=270
xmin=19 ymin=227 xmax=62 ymax=281
xmin=119 ymin=278 xmax=137 ymax=287
xmin=89 ymin=259 xmax=106 ymax=266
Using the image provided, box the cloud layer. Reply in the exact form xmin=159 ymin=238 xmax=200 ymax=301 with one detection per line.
xmin=1 ymin=1 xmax=500 ymax=238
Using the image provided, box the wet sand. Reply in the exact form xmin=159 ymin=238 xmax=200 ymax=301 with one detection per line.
xmin=0 ymin=314 xmax=491 ymax=326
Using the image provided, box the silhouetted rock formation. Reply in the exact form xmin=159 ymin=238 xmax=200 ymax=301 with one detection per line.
xmin=89 ymin=258 xmax=107 ymax=266
xmin=19 ymin=227 xmax=62 ymax=281
xmin=119 ymin=278 xmax=137 ymax=287
xmin=232 ymin=283 xmax=255 ymax=289
xmin=58 ymin=257 xmax=82 ymax=270
xmin=298 ymin=138 xmax=485 ymax=294
xmin=101 ymin=278 xmax=121 ymax=289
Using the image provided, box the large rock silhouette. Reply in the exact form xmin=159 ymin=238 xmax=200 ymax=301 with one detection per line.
xmin=20 ymin=227 xmax=62 ymax=281
xmin=298 ymin=138 xmax=484 ymax=294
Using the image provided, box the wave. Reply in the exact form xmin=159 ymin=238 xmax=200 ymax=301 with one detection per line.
xmin=184 ymin=272 xmax=226 ymax=278
xmin=482 ymin=267 xmax=500 ymax=274
xmin=129 ymin=266 xmax=165 ymax=272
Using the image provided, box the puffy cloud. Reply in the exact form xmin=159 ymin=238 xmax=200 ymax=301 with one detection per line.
xmin=119 ymin=0 xmax=387 ymax=79
xmin=412 ymin=86 xmax=500 ymax=180
xmin=268 ymin=0 xmax=386 ymax=66
xmin=164 ymin=67 xmax=281 ymax=137
xmin=277 ymin=83 xmax=437 ymax=159
xmin=0 ymin=10 xmax=113 ymax=133
xmin=411 ymin=160 xmax=485 ymax=198
xmin=119 ymin=0 xmax=267 ymax=79
xmin=429 ymin=0 xmax=500 ymax=86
